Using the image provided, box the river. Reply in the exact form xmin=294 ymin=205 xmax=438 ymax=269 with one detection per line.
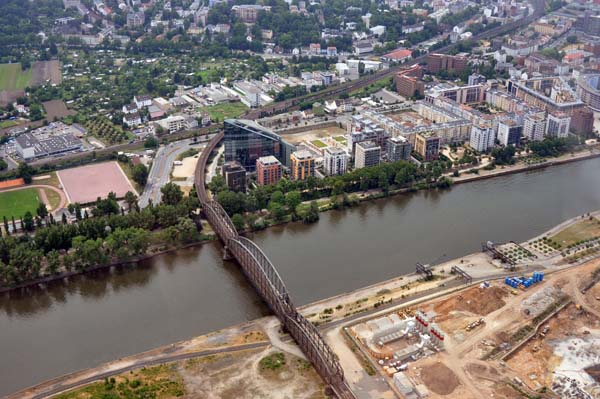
xmin=2 ymin=158 xmax=600 ymax=396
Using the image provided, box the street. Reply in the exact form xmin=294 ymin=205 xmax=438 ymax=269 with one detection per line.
xmin=138 ymin=135 xmax=213 ymax=208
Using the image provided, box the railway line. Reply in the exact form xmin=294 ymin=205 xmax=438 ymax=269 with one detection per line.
xmin=244 ymin=0 xmax=546 ymax=120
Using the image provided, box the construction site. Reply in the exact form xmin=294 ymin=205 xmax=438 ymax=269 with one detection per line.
xmin=341 ymin=216 xmax=600 ymax=399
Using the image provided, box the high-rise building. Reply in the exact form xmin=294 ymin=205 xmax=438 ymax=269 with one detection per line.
xmin=290 ymin=150 xmax=315 ymax=181
xmin=545 ymin=113 xmax=571 ymax=138
xmin=355 ymin=141 xmax=381 ymax=169
xmin=468 ymin=73 xmax=486 ymax=86
xmin=523 ymin=113 xmax=546 ymax=142
xmin=387 ymin=136 xmax=412 ymax=161
xmin=497 ymin=119 xmax=523 ymax=146
xmin=221 ymin=161 xmax=247 ymax=192
xmin=570 ymin=107 xmax=594 ymax=136
xmin=224 ymin=119 xmax=295 ymax=171
xmin=469 ymin=125 xmax=495 ymax=152
xmin=323 ymin=147 xmax=348 ymax=176
xmin=256 ymin=156 xmax=282 ymax=186
xmin=414 ymin=133 xmax=440 ymax=161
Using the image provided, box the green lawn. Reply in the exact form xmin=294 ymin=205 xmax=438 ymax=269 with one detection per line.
xmin=0 ymin=120 xmax=19 ymax=128
xmin=333 ymin=136 xmax=346 ymax=143
xmin=311 ymin=139 xmax=327 ymax=148
xmin=201 ymin=102 xmax=248 ymax=122
xmin=0 ymin=188 xmax=40 ymax=220
xmin=0 ymin=63 xmax=32 ymax=91
xmin=550 ymin=217 xmax=600 ymax=248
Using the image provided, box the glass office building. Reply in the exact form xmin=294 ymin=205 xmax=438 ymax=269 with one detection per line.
xmin=224 ymin=119 xmax=295 ymax=171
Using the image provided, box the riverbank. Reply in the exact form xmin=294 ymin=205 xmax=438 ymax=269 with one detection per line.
xmin=3 ymin=147 xmax=598 ymax=295
xmin=0 ymin=234 xmax=217 ymax=294
xmin=11 ymin=209 xmax=596 ymax=399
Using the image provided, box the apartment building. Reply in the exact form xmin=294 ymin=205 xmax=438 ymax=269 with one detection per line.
xmin=469 ymin=125 xmax=495 ymax=152
xmin=414 ymin=133 xmax=440 ymax=161
xmin=523 ymin=113 xmax=546 ymax=142
xmin=355 ymin=141 xmax=381 ymax=169
xmin=290 ymin=150 xmax=315 ymax=181
xmin=387 ymin=136 xmax=412 ymax=162
xmin=323 ymin=147 xmax=348 ymax=176
xmin=256 ymin=156 xmax=282 ymax=186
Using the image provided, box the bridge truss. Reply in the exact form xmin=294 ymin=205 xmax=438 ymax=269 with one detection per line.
xmin=195 ymin=134 xmax=355 ymax=398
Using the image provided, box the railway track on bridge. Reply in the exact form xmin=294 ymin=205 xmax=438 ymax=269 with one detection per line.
xmin=194 ymin=132 xmax=355 ymax=398
xmin=194 ymin=3 xmax=546 ymax=396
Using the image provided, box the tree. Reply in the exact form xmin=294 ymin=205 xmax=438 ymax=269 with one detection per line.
xmin=144 ymin=136 xmax=159 ymax=148
xmin=17 ymin=163 xmax=35 ymax=184
xmin=22 ymin=212 xmax=34 ymax=232
xmin=132 ymin=164 xmax=149 ymax=186
xmin=124 ymin=191 xmax=138 ymax=211
xmin=566 ymin=35 xmax=578 ymax=44
xmin=0 ymin=158 xmax=7 ymax=171
xmin=36 ymin=202 xmax=48 ymax=219
xmin=268 ymin=201 xmax=287 ymax=221
xmin=285 ymin=191 xmax=302 ymax=210
xmin=160 ymin=182 xmax=183 ymax=205
xmin=232 ymin=214 xmax=245 ymax=231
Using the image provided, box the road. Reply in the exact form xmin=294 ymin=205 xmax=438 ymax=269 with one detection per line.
xmin=16 ymin=342 xmax=268 ymax=399
xmin=138 ymin=136 xmax=212 ymax=208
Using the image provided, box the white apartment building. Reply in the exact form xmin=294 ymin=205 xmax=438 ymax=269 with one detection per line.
xmin=355 ymin=141 xmax=381 ymax=169
xmin=469 ymin=125 xmax=495 ymax=152
xmin=323 ymin=147 xmax=348 ymax=176
xmin=523 ymin=113 xmax=546 ymax=141
xmin=545 ymin=113 xmax=571 ymax=138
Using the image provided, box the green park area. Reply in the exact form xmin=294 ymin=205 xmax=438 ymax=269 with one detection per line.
xmin=202 ymin=102 xmax=248 ymax=122
xmin=550 ymin=217 xmax=600 ymax=248
xmin=0 ymin=188 xmax=40 ymax=220
xmin=0 ymin=63 xmax=32 ymax=91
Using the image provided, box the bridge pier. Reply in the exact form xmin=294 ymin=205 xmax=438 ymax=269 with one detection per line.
xmin=222 ymin=245 xmax=233 ymax=260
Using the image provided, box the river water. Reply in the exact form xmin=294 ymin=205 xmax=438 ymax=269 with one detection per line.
xmin=2 ymin=158 xmax=600 ymax=396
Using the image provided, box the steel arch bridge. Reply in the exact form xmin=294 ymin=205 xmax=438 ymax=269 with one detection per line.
xmin=195 ymin=134 xmax=355 ymax=399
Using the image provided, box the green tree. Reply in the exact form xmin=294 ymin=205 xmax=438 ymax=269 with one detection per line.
xmin=161 ymin=182 xmax=183 ymax=205
xmin=22 ymin=211 xmax=34 ymax=231
xmin=132 ymin=164 xmax=149 ymax=186
xmin=144 ymin=136 xmax=159 ymax=148
xmin=124 ymin=191 xmax=138 ymax=211
xmin=232 ymin=213 xmax=245 ymax=231
xmin=36 ymin=202 xmax=48 ymax=219
xmin=285 ymin=191 xmax=302 ymax=210
xmin=0 ymin=158 xmax=7 ymax=171
xmin=17 ymin=162 xmax=35 ymax=184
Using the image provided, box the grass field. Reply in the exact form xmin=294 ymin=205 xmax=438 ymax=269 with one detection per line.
xmin=551 ymin=217 xmax=600 ymax=248
xmin=0 ymin=63 xmax=32 ymax=91
xmin=0 ymin=120 xmax=19 ymax=128
xmin=55 ymin=364 xmax=185 ymax=399
xmin=202 ymin=102 xmax=248 ymax=122
xmin=0 ymin=188 xmax=40 ymax=220
xmin=311 ymin=139 xmax=327 ymax=148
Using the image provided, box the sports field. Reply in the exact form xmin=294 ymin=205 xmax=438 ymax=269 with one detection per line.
xmin=0 ymin=188 xmax=40 ymax=220
xmin=0 ymin=63 xmax=32 ymax=91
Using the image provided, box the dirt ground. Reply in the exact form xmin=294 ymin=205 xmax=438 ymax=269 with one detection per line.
xmin=433 ymin=286 xmax=509 ymax=318
xmin=414 ymin=361 xmax=460 ymax=395
xmin=42 ymin=100 xmax=74 ymax=120
xmin=282 ymin=127 xmax=345 ymax=145
xmin=31 ymin=60 xmax=61 ymax=86
xmin=180 ymin=348 xmax=327 ymax=399
xmin=172 ymin=156 xmax=199 ymax=179
xmin=0 ymin=89 xmax=24 ymax=107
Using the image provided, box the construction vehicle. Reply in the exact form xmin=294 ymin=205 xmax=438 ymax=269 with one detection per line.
xmin=466 ymin=318 xmax=485 ymax=332
xmin=539 ymin=325 xmax=550 ymax=338
xmin=510 ymin=289 xmax=518 ymax=295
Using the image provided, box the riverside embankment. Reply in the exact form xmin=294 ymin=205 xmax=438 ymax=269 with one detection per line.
xmin=3 ymin=155 xmax=600 ymax=396
xmin=11 ymin=209 xmax=593 ymax=399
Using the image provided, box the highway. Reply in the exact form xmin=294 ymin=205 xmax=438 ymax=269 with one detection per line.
xmin=138 ymin=136 xmax=213 ymax=208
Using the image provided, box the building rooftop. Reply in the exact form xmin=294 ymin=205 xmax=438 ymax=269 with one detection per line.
xmin=257 ymin=155 xmax=281 ymax=165
xmin=292 ymin=150 xmax=314 ymax=160
xmin=357 ymin=140 xmax=380 ymax=150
